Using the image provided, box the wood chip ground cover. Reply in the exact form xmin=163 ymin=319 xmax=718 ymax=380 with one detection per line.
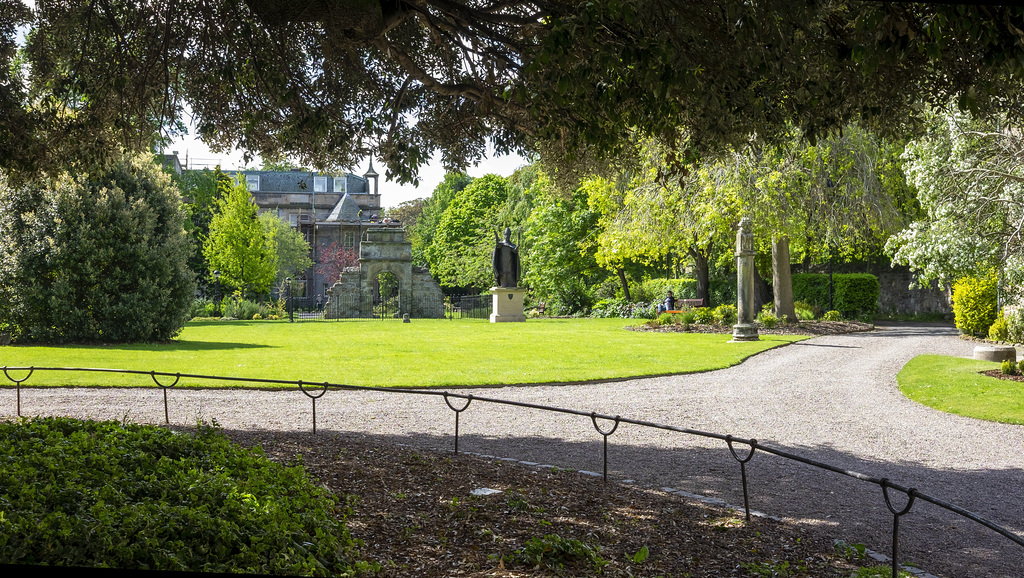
xmin=228 ymin=430 xmax=888 ymax=577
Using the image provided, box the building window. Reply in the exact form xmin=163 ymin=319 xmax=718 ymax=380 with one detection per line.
xmin=343 ymin=231 xmax=355 ymax=247
xmin=246 ymin=175 xmax=259 ymax=191
xmin=334 ymin=176 xmax=347 ymax=193
xmin=289 ymin=213 xmax=298 ymax=226
xmin=314 ymin=176 xmax=327 ymax=192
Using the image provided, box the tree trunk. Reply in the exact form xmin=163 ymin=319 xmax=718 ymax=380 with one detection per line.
xmin=772 ymin=235 xmax=797 ymax=320
xmin=687 ymin=242 xmax=711 ymax=307
xmin=617 ymin=267 xmax=631 ymax=301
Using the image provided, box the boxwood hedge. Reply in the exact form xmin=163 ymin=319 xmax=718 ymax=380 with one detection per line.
xmin=0 ymin=417 xmax=367 ymax=575
xmin=791 ymin=273 xmax=879 ymax=317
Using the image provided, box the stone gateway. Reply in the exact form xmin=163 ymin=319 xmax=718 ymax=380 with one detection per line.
xmin=324 ymin=227 xmax=444 ymax=318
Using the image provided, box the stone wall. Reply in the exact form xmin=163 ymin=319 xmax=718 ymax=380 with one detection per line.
xmin=323 ymin=268 xmax=361 ymax=318
xmin=876 ymin=265 xmax=951 ymax=316
xmin=411 ymin=267 xmax=444 ymax=318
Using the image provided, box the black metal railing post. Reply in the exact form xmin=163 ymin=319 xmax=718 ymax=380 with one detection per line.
xmin=881 ymin=479 xmax=918 ymax=578
xmin=726 ymin=435 xmax=758 ymax=521
xmin=3 ymin=366 xmax=34 ymax=417
xmin=297 ymin=381 xmax=329 ymax=434
xmin=590 ymin=413 xmax=621 ymax=482
xmin=443 ymin=393 xmax=473 ymax=454
xmin=149 ymin=371 xmax=181 ymax=425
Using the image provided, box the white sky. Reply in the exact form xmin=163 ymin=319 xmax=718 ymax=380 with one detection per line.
xmin=167 ymin=134 xmax=529 ymax=209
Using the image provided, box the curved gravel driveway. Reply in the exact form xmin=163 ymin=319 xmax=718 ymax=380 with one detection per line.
xmin=2 ymin=322 xmax=1022 ymax=577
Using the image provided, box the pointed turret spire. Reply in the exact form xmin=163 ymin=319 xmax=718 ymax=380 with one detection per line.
xmin=363 ymin=159 xmax=379 ymax=195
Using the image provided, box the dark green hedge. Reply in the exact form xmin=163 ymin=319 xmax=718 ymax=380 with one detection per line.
xmin=0 ymin=418 xmax=367 ymax=575
xmin=791 ymin=273 xmax=879 ymax=316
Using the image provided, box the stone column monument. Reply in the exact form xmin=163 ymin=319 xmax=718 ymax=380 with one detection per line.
xmin=490 ymin=227 xmax=526 ymax=322
xmin=731 ymin=217 xmax=760 ymax=341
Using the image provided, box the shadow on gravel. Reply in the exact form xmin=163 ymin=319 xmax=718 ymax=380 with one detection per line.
xmin=873 ymin=322 xmax=960 ymax=338
xmin=251 ymin=426 xmax=1023 ymax=578
xmin=789 ymin=342 xmax=861 ymax=349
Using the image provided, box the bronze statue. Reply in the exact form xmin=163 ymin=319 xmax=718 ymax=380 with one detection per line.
xmin=492 ymin=227 xmax=520 ymax=288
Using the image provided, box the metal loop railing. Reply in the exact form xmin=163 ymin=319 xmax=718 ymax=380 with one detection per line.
xmin=297 ymin=381 xmax=330 ymax=434
xmin=4 ymin=366 xmax=33 ymax=418
xmin=150 ymin=371 xmax=180 ymax=425
xmin=590 ymin=413 xmax=620 ymax=482
xmin=2 ymin=365 xmax=1022 ymax=578
xmin=726 ymin=435 xmax=758 ymax=521
xmin=881 ymin=478 xmax=918 ymax=578
xmin=443 ymin=393 xmax=473 ymax=454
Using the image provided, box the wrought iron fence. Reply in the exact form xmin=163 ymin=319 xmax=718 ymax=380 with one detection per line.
xmin=445 ymin=292 xmax=491 ymax=319
xmin=2 ymin=365 xmax=1022 ymax=578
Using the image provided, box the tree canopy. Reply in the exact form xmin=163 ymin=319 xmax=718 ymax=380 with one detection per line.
xmin=8 ymin=1 xmax=1024 ymax=180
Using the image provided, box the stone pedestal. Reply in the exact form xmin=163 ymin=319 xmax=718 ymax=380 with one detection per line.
xmin=731 ymin=323 xmax=760 ymax=342
xmin=490 ymin=287 xmax=527 ymax=323
xmin=974 ymin=344 xmax=1017 ymax=362
xmin=731 ymin=217 xmax=760 ymax=342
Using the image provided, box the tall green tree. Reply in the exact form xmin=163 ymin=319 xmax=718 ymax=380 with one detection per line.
xmin=586 ymin=140 xmax=740 ymax=306
xmin=522 ymin=174 xmax=605 ymax=314
xmin=0 ymin=152 xmax=194 ymax=343
xmin=175 ymin=167 xmax=229 ymax=293
xmin=203 ymin=178 xmax=277 ymax=296
xmin=258 ymin=212 xmax=313 ymax=290
xmin=425 ymin=174 xmax=512 ymax=289
xmin=409 ymin=173 xmax=473 ymax=267
xmin=583 ymin=177 xmax=643 ymax=301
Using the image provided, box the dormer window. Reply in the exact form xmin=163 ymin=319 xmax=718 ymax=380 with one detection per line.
xmin=334 ymin=176 xmax=347 ymax=193
xmin=246 ymin=175 xmax=259 ymax=191
xmin=314 ymin=176 xmax=327 ymax=192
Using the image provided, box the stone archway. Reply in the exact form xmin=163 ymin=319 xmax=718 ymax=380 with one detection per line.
xmin=324 ymin=227 xmax=444 ymax=318
xmin=373 ymin=270 xmax=400 ymax=318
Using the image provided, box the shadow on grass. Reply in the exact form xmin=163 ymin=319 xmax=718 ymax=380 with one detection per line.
xmin=116 ymin=340 xmax=274 ymax=352
xmin=18 ymin=340 xmax=277 ymax=352
xmin=227 ymin=425 xmax=1023 ymax=578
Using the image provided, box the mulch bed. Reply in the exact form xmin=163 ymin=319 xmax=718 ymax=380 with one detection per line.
xmin=629 ymin=319 xmax=876 ymax=336
xmin=982 ymin=369 xmax=1024 ymax=383
xmin=227 ymin=431 xmax=888 ymax=577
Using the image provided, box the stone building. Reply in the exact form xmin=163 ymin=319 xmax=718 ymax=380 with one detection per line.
xmin=227 ymin=162 xmax=387 ymax=305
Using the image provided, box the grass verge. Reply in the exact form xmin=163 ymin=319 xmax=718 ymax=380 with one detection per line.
xmin=897 ymin=354 xmax=1024 ymax=424
xmin=0 ymin=318 xmax=805 ymax=388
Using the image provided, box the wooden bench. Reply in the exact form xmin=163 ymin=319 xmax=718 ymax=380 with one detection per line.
xmin=665 ymin=299 xmax=706 ymax=314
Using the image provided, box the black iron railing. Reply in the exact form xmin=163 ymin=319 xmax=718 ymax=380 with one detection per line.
xmin=2 ymin=365 xmax=1022 ymax=578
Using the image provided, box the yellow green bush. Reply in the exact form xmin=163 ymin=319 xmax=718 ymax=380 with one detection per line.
xmin=952 ymin=271 xmax=998 ymax=337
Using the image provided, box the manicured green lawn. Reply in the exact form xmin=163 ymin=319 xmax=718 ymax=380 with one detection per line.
xmin=0 ymin=318 xmax=805 ymax=388
xmin=898 ymin=354 xmax=1024 ymax=425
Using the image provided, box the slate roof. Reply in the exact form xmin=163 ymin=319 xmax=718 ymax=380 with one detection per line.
xmin=325 ymin=193 xmax=363 ymax=223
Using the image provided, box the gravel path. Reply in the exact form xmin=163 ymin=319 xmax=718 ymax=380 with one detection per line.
xmin=2 ymin=323 xmax=1022 ymax=577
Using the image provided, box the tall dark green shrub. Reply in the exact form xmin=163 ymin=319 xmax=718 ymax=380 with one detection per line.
xmin=791 ymin=273 xmax=879 ymax=316
xmin=0 ymin=153 xmax=195 ymax=342
xmin=791 ymin=274 xmax=830 ymax=308
xmin=833 ymin=274 xmax=880 ymax=316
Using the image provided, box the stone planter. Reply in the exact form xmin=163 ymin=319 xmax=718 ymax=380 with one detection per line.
xmin=973 ymin=344 xmax=1017 ymax=362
